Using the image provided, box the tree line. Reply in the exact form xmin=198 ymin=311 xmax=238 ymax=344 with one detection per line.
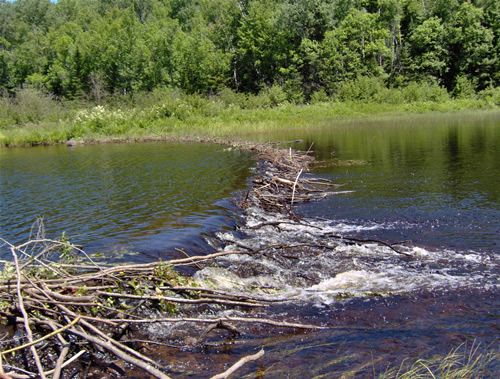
xmin=0 ymin=0 xmax=498 ymax=103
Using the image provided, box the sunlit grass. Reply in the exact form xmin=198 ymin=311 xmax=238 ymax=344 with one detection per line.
xmin=379 ymin=342 xmax=499 ymax=379
xmin=1 ymin=89 xmax=498 ymax=146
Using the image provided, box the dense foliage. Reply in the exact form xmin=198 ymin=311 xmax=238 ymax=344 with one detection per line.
xmin=0 ymin=0 xmax=498 ymax=103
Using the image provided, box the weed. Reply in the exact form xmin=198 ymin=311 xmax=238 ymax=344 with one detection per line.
xmin=379 ymin=341 xmax=499 ymax=379
xmin=58 ymin=232 xmax=76 ymax=264
xmin=0 ymin=84 xmax=498 ymax=146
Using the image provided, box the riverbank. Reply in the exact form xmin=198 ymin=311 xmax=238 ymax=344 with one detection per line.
xmin=1 ymin=87 xmax=499 ymax=147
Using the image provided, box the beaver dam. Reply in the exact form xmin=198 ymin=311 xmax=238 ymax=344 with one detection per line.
xmin=0 ymin=142 xmax=498 ymax=378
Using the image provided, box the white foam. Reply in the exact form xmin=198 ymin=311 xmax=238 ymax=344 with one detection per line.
xmin=202 ymin=200 xmax=499 ymax=306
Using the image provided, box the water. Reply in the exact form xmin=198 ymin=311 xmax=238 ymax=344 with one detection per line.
xmin=186 ymin=112 xmax=499 ymax=377
xmin=283 ymin=112 xmax=500 ymax=254
xmin=1 ymin=113 xmax=499 ymax=376
xmin=0 ymin=142 xmax=253 ymax=263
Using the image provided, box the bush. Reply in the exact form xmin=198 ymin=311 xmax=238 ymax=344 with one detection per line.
xmin=452 ymin=76 xmax=477 ymax=99
xmin=336 ymin=76 xmax=385 ymax=102
xmin=310 ymin=88 xmax=330 ymax=104
xmin=261 ymin=84 xmax=288 ymax=107
xmin=216 ymin=87 xmax=247 ymax=108
xmin=3 ymin=88 xmax=65 ymax=125
xmin=245 ymin=92 xmax=272 ymax=109
xmin=375 ymin=87 xmax=405 ymax=104
xmin=477 ymin=86 xmax=500 ymax=105
xmin=283 ymin=79 xmax=305 ymax=104
xmin=402 ymin=80 xmax=450 ymax=103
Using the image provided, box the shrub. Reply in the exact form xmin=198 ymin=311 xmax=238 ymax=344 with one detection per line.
xmin=217 ymin=87 xmax=247 ymax=108
xmin=375 ymin=87 xmax=405 ymax=104
xmin=402 ymin=80 xmax=450 ymax=103
xmin=72 ymin=105 xmax=131 ymax=134
xmin=245 ymin=92 xmax=272 ymax=109
xmin=477 ymin=86 xmax=500 ymax=105
xmin=452 ymin=76 xmax=477 ymax=99
xmin=6 ymin=88 xmax=64 ymax=125
xmin=310 ymin=88 xmax=330 ymax=104
xmin=261 ymin=84 xmax=288 ymax=107
xmin=336 ymin=76 xmax=385 ymax=103
xmin=283 ymin=79 xmax=305 ymax=104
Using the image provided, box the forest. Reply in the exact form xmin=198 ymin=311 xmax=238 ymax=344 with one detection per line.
xmin=0 ymin=0 xmax=498 ymax=104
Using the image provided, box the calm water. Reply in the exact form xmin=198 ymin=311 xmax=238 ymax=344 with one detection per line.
xmin=278 ymin=112 xmax=500 ymax=254
xmin=0 ymin=142 xmax=253 ymax=262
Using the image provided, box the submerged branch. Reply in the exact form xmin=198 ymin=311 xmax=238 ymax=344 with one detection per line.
xmin=210 ymin=349 xmax=265 ymax=379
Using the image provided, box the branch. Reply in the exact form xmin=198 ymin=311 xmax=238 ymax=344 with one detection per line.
xmin=210 ymin=349 xmax=265 ymax=379
xmin=67 ymin=327 xmax=172 ymax=379
xmin=10 ymin=248 xmax=46 ymax=379
xmin=1 ymin=317 xmax=80 ymax=356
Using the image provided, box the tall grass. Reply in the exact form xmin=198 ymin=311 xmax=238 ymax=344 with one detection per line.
xmin=379 ymin=342 xmax=499 ymax=379
xmin=0 ymin=83 xmax=499 ymax=146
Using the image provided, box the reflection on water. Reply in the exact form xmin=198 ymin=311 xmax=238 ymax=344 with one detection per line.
xmin=0 ymin=142 xmax=253 ymax=262
xmin=286 ymin=113 xmax=500 ymax=253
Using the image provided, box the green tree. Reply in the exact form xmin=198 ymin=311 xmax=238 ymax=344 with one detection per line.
xmin=446 ymin=1 xmax=496 ymax=90
xmin=235 ymin=1 xmax=281 ymax=92
xmin=172 ymin=23 xmax=231 ymax=93
xmin=320 ymin=8 xmax=389 ymax=88
xmin=144 ymin=15 xmax=179 ymax=88
xmin=407 ymin=16 xmax=448 ymax=82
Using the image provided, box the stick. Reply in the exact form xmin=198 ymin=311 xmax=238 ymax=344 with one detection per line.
xmin=291 ymin=168 xmax=303 ymax=207
xmin=55 ymin=304 xmax=164 ymax=372
xmin=1 ymin=317 xmax=80 ymax=355
xmin=103 ymin=316 xmax=326 ymax=329
xmin=66 ymin=328 xmax=171 ymax=379
xmin=1 ymin=238 xmax=61 ymax=278
xmin=10 ymin=249 xmax=46 ymax=379
xmin=49 ymin=350 xmax=86 ymax=378
xmin=175 ymin=248 xmax=202 ymax=269
xmin=95 ymin=291 xmax=264 ymax=307
xmin=210 ymin=349 xmax=265 ymax=379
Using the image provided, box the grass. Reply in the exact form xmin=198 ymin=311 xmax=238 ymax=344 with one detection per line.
xmin=379 ymin=341 xmax=499 ymax=379
xmin=0 ymin=86 xmax=499 ymax=147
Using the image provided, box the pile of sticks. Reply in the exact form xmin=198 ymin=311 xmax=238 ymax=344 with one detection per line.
xmin=244 ymin=143 xmax=348 ymax=214
xmin=0 ymin=236 xmax=324 ymax=379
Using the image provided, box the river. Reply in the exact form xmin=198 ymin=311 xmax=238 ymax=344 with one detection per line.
xmin=190 ymin=111 xmax=499 ymax=377
xmin=0 ymin=111 xmax=499 ymax=377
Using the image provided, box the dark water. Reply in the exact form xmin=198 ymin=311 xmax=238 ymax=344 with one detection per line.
xmin=200 ymin=112 xmax=499 ymax=377
xmin=0 ymin=142 xmax=253 ymax=262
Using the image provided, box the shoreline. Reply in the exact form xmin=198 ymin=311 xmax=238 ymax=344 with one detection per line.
xmin=1 ymin=103 xmax=499 ymax=148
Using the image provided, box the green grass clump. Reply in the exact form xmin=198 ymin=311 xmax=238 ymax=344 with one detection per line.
xmin=379 ymin=342 xmax=499 ymax=379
